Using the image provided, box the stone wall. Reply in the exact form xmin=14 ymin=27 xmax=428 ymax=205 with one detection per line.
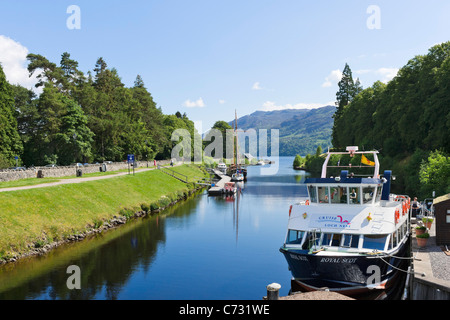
xmin=0 ymin=160 xmax=172 ymax=182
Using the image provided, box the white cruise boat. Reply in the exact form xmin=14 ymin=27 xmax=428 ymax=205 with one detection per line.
xmin=280 ymin=147 xmax=411 ymax=299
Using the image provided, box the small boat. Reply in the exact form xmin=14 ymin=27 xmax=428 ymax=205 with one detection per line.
xmin=231 ymin=171 xmax=244 ymax=181
xmin=279 ymin=146 xmax=411 ymax=300
xmin=223 ymin=182 xmax=237 ymax=194
xmin=217 ymin=163 xmax=227 ymax=174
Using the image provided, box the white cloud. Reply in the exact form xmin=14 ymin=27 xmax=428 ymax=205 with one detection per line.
xmin=322 ymin=69 xmax=342 ymax=88
xmin=183 ymin=97 xmax=205 ymax=108
xmin=261 ymin=101 xmax=335 ymax=111
xmin=354 ymin=67 xmax=399 ymax=84
xmin=252 ymin=81 xmax=262 ymax=90
xmin=0 ymin=35 xmax=38 ymax=91
xmin=375 ymin=67 xmax=399 ymax=83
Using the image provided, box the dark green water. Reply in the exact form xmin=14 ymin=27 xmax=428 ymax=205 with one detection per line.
xmin=0 ymin=157 xmax=308 ymax=300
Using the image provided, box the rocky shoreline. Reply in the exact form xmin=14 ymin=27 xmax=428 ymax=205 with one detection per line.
xmin=0 ymin=186 xmax=204 ymax=265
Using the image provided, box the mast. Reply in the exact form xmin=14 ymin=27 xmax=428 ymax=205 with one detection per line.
xmin=235 ymin=110 xmax=240 ymax=169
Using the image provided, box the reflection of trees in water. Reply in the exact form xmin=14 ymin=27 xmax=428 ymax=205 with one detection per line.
xmin=0 ymin=193 xmax=202 ymax=300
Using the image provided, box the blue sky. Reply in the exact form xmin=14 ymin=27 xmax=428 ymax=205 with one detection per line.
xmin=1 ymin=0 xmax=450 ymax=131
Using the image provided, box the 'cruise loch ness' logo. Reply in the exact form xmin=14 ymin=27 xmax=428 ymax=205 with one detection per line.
xmin=317 ymin=215 xmax=351 ymax=228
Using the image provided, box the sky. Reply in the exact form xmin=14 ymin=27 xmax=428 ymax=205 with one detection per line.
xmin=1 ymin=0 xmax=450 ymax=131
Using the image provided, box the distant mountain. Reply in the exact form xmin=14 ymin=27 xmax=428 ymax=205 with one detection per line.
xmin=229 ymin=106 xmax=335 ymax=156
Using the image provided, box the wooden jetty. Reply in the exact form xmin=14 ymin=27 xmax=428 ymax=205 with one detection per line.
xmin=208 ymin=169 xmax=231 ymax=195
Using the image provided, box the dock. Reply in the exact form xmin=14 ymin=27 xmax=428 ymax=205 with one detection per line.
xmin=410 ymin=219 xmax=450 ymax=299
xmin=207 ymin=169 xmax=231 ymax=195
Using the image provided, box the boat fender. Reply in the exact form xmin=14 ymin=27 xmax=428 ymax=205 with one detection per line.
xmin=395 ymin=208 xmax=400 ymax=224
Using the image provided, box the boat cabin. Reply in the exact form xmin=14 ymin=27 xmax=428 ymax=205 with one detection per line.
xmin=283 ymin=147 xmax=410 ymax=255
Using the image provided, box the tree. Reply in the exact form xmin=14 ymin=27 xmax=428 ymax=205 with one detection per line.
xmin=335 ymin=63 xmax=356 ymax=117
xmin=293 ymin=154 xmax=305 ymax=168
xmin=0 ymin=64 xmax=23 ymax=167
xmin=27 ymin=53 xmax=64 ymax=89
xmin=203 ymin=121 xmax=233 ymax=159
xmin=419 ymin=150 xmax=450 ymax=197
xmin=354 ymin=78 xmax=363 ymax=96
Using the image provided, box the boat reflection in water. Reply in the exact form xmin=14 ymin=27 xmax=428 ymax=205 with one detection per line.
xmin=280 ymin=147 xmax=411 ymax=300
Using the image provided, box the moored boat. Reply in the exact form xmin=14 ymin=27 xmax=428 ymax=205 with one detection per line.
xmin=231 ymin=171 xmax=244 ymax=182
xmin=224 ymin=181 xmax=237 ymax=194
xmin=279 ymin=147 xmax=412 ymax=299
xmin=217 ymin=163 xmax=227 ymax=174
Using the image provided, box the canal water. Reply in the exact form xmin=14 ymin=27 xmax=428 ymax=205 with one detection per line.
xmin=0 ymin=157 xmax=308 ymax=300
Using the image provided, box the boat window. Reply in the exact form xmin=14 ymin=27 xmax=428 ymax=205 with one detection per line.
xmin=393 ymin=232 xmax=398 ymax=247
xmin=331 ymin=234 xmax=342 ymax=246
xmin=362 ymin=187 xmax=375 ymax=204
xmin=330 ymin=187 xmax=341 ymax=204
xmin=286 ymin=230 xmax=305 ymax=245
xmin=302 ymin=232 xmax=313 ymax=250
xmin=375 ymin=186 xmax=382 ymax=202
xmin=318 ymin=187 xmax=329 ymax=203
xmin=301 ymin=232 xmax=321 ymax=250
xmin=363 ymin=234 xmax=387 ymax=250
xmin=339 ymin=187 xmax=348 ymax=204
xmin=322 ymin=233 xmax=333 ymax=246
xmin=349 ymin=187 xmax=360 ymax=204
xmin=342 ymin=234 xmax=359 ymax=248
xmin=308 ymin=186 xmax=317 ymax=203
xmin=313 ymin=233 xmax=322 ymax=246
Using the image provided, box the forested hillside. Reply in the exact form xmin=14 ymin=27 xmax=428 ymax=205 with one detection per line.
xmin=0 ymin=53 xmax=198 ymax=167
xmin=231 ymin=106 xmax=334 ymax=156
xmin=302 ymin=42 xmax=450 ymax=199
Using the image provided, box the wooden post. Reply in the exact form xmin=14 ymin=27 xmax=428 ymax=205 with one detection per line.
xmin=266 ymin=283 xmax=281 ymax=300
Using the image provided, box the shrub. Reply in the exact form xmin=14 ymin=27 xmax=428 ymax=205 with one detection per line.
xmin=158 ymin=197 xmax=171 ymax=208
xmin=416 ymin=232 xmax=430 ymax=239
xmin=140 ymin=203 xmax=151 ymax=213
xmin=119 ymin=208 xmax=135 ymax=219
xmin=93 ymin=219 xmax=103 ymax=228
xmin=150 ymin=202 xmax=160 ymax=211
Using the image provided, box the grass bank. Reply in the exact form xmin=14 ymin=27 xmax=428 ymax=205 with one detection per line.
xmin=0 ymin=164 xmax=208 ymax=261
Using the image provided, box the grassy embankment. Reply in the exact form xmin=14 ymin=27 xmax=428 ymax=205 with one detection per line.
xmin=0 ymin=164 xmax=208 ymax=261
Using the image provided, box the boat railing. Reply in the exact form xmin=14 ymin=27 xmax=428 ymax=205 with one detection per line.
xmin=321 ymin=146 xmax=380 ymax=179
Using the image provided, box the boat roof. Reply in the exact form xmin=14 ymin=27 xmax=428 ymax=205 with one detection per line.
xmin=305 ymin=177 xmax=383 ymax=185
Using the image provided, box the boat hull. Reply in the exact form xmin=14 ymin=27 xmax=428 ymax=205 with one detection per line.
xmin=280 ymin=236 xmax=410 ymax=299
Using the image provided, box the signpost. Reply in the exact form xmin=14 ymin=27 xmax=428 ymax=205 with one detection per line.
xmin=127 ymin=154 xmax=135 ymax=175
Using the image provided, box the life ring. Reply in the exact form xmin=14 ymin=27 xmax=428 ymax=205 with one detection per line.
xmin=289 ymin=205 xmax=293 ymax=217
xmin=305 ymin=200 xmax=310 ymax=205
xmin=395 ymin=208 xmax=400 ymax=224
xmin=402 ymin=202 xmax=407 ymax=215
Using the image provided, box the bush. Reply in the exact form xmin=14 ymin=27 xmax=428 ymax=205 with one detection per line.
xmin=416 ymin=232 xmax=430 ymax=239
xmin=119 ymin=208 xmax=135 ymax=219
xmin=150 ymin=202 xmax=160 ymax=211
xmin=140 ymin=203 xmax=151 ymax=213
xmin=158 ymin=196 xmax=171 ymax=208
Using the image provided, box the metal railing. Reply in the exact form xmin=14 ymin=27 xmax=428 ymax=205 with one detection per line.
xmin=158 ymin=166 xmax=189 ymax=183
